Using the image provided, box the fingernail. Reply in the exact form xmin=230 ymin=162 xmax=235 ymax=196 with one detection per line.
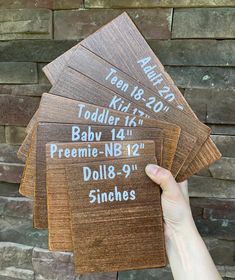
xmin=145 ymin=164 xmax=159 ymax=175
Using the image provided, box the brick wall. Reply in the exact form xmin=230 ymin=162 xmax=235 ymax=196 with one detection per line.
xmin=0 ymin=1 xmax=234 ymax=279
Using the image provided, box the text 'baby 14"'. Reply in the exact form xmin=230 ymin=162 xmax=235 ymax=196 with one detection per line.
xmin=71 ymin=126 xmax=134 ymax=142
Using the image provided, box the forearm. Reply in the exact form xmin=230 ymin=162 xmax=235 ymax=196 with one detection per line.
xmin=165 ymin=221 xmax=222 ymax=280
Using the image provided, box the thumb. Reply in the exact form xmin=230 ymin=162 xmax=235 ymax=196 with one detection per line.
xmin=145 ymin=164 xmax=181 ymax=197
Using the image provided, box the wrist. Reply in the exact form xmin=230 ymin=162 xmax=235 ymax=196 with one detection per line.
xmin=164 ymin=206 xmax=198 ymax=239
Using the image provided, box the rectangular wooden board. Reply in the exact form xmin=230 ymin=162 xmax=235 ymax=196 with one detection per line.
xmin=34 ymin=122 xmax=165 ymax=228
xmin=42 ymin=12 xmax=221 ymax=180
xmin=66 ymin=156 xmax=166 ymax=273
xmin=180 ymin=137 xmax=221 ymax=181
xmin=19 ymin=127 xmax=37 ymax=198
xmin=46 ymin=140 xmax=156 ymax=251
xmin=19 ymin=92 xmax=180 ymax=173
xmin=19 ymin=92 xmax=180 ymax=197
xmin=48 ymin=65 xmax=197 ymax=177
xmin=66 ymin=46 xmax=212 ymax=176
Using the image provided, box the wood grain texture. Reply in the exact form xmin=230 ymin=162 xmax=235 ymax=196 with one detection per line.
xmin=44 ymin=45 xmax=77 ymax=84
xmin=49 ymin=70 xmax=182 ymax=172
xmin=43 ymin=12 xmax=220 ymax=179
xmin=43 ymin=12 xmax=190 ymax=112
xmin=35 ymin=122 xmax=165 ymax=228
xmin=32 ymin=92 xmax=180 ymax=170
xmin=19 ymin=128 xmax=36 ymax=197
xmin=19 ymin=94 xmax=179 ymax=228
xmin=46 ymin=141 xmax=157 ymax=251
xmin=19 ymin=93 xmax=180 ymax=205
xmin=49 ymin=66 xmax=190 ymax=175
xmin=17 ymin=129 xmax=33 ymax=163
xmin=178 ymin=137 xmax=221 ymax=181
xmin=66 ymin=156 xmax=166 ymax=273
xmin=26 ymin=109 xmax=39 ymax=133
xmin=17 ymin=110 xmax=39 ymax=162
xmin=65 ymin=46 xmax=211 ymax=177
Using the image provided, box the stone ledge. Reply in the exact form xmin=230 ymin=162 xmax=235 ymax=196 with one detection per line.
xmin=0 ymin=242 xmax=233 ymax=279
xmin=0 ymin=267 xmax=34 ymax=280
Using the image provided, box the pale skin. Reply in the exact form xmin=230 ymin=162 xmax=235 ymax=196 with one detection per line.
xmin=145 ymin=164 xmax=222 ymax=280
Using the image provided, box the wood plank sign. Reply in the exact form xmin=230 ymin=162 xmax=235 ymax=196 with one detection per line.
xmin=66 ymin=157 xmax=165 ymax=273
xmin=17 ymin=12 xmax=221 ymax=274
xmin=46 ymin=141 xmax=157 ymax=252
xmin=35 ymin=123 xmax=164 ymax=228
xmin=42 ymin=12 xmax=221 ymax=180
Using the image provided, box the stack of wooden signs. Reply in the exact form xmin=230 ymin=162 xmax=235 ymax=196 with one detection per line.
xmin=17 ymin=12 xmax=221 ymax=274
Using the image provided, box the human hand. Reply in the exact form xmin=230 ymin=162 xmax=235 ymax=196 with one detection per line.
xmin=145 ymin=164 xmax=194 ymax=238
xmin=145 ymin=164 xmax=222 ymax=280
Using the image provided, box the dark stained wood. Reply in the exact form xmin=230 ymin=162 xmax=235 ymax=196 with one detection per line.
xmin=34 ymin=123 xmax=165 ymax=228
xmin=17 ymin=110 xmax=39 ymax=162
xmin=19 ymin=128 xmax=37 ymax=198
xmin=19 ymin=94 xmax=180 ymax=199
xmin=178 ymin=137 xmax=221 ymax=181
xmin=17 ymin=129 xmax=33 ymax=162
xmin=49 ymin=66 xmax=195 ymax=176
xmin=19 ymin=92 xmax=180 ymax=197
xmin=44 ymin=45 xmax=77 ymax=84
xmin=42 ymin=12 xmax=220 ymax=179
xmin=20 ymin=93 xmax=180 ymax=172
xmin=46 ymin=140 xmax=156 ymax=251
xmin=18 ymin=91 xmax=180 ymax=190
xmin=19 ymin=121 xmax=163 ymax=198
xmin=66 ymin=46 xmax=212 ymax=178
xmin=66 ymin=156 xmax=166 ymax=273
xmin=43 ymin=13 xmax=188 ymax=112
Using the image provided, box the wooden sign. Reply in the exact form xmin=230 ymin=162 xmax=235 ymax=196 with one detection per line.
xmin=48 ymin=66 xmax=197 ymax=177
xmin=181 ymin=138 xmax=221 ymax=181
xmin=17 ymin=110 xmax=38 ymax=162
xmin=48 ymin=62 xmax=207 ymax=179
xmin=15 ymin=11 xmax=222 ymax=275
xmin=20 ymin=123 xmax=162 ymax=199
xmin=32 ymin=123 xmax=165 ymax=228
xmin=18 ymin=93 xmax=180 ymax=171
xmin=19 ymin=129 xmax=36 ymax=197
xmin=66 ymin=46 xmax=212 ymax=176
xmin=19 ymin=92 xmax=180 ymax=196
xmin=43 ymin=12 xmax=221 ymax=180
xmin=46 ymin=140 xmax=156 ymax=251
xmin=66 ymin=156 xmax=166 ymax=273
xmin=20 ymin=94 xmax=180 ymax=196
